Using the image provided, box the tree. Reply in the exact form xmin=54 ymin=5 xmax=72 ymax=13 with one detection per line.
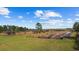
xmin=10 ymin=25 xmax=17 ymax=34
xmin=15 ymin=26 xmax=20 ymax=32
xmin=3 ymin=25 xmax=8 ymax=31
xmin=0 ymin=25 xmax=28 ymax=35
xmin=23 ymin=27 xmax=28 ymax=31
xmin=36 ymin=22 xmax=42 ymax=33
xmin=73 ymin=22 xmax=79 ymax=50
xmin=3 ymin=25 xmax=16 ymax=35
xmin=73 ymin=22 xmax=79 ymax=32
xmin=0 ymin=26 xmax=3 ymax=33
xmin=5 ymin=25 xmax=12 ymax=35
xmin=10 ymin=25 xmax=16 ymax=32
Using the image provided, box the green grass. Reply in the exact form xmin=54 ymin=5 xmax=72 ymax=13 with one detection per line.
xmin=0 ymin=35 xmax=75 ymax=51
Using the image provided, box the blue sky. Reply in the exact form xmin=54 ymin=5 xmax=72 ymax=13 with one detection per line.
xmin=0 ymin=7 xmax=79 ymax=29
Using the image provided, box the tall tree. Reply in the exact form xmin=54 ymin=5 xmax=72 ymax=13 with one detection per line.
xmin=73 ymin=22 xmax=79 ymax=32
xmin=10 ymin=25 xmax=16 ymax=32
xmin=3 ymin=25 xmax=8 ymax=31
xmin=0 ymin=26 xmax=3 ymax=33
xmin=36 ymin=22 xmax=42 ymax=33
xmin=73 ymin=22 xmax=79 ymax=50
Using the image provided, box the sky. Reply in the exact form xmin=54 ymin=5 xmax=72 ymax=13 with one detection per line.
xmin=0 ymin=7 xmax=79 ymax=29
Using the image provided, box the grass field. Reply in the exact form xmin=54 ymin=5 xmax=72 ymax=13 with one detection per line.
xmin=0 ymin=34 xmax=75 ymax=51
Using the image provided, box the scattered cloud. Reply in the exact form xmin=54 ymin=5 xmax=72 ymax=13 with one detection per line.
xmin=35 ymin=10 xmax=43 ymax=17
xmin=0 ymin=7 xmax=11 ymax=19
xmin=75 ymin=18 xmax=79 ymax=21
xmin=75 ymin=14 xmax=79 ymax=16
xmin=4 ymin=15 xmax=11 ymax=18
xmin=45 ymin=11 xmax=62 ymax=17
xmin=40 ymin=18 xmax=74 ymax=29
xmin=0 ymin=7 xmax=10 ymax=15
xmin=41 ymin=19 xmax=64 ymax=25
xmin=67 ymin=18 xmax=72 ymax=20
xmin=35 ymin=10 xmax=62 ymax=20
xmin=18 ymin=16 xmax=23 ymax=19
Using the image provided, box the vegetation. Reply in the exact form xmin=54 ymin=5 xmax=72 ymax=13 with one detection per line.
xmin=0 ymin=35 xmax=75 ymax=51
xmin=73 ymin=22 xmax=79 ymax=32
xmin=0 ymin=26 xmax=4 ymax=33
xmin=73 ymin=22 xmax=79 ymax=50
xmin=0 ymin=25 xmax=28 ymax=35
xmin=0 ymin=22 xmax=77 ymax=50
xmin=36 ymin=22 xmax=42 ymax=33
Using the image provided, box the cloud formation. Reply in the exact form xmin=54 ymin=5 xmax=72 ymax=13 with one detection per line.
xmin=34 ymin=10 xmax=75 ymax=29
xmin=75 ymin=18 xmax=79 ymax=21
xmin=0 ymin=7 xmax=10 ymax=15
xmin=18 ymin=16 xmax=23 ymax=19
xmin=4 ymin=15 xmax=11 ymax=18
xmin=40 ymin=19 xmax=74 ymax=29
xmin=35 ymin=10 xmax=62 ymax=20
xmin=75 ymin=14 xmax=79 ymax=16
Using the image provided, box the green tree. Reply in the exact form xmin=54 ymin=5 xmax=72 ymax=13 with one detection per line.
xmin=10 ymin=25 xmax=16 ymax=32
xmin=0 ymin=26 xmax=3 ymax=33
xmin=36 ymin=22 xmax=42 ymax=33
xmin=0 ymin=25 xmax=28 ymax=35
xmin=73 ymin=22 xmax=79 ymax=32
xmin=73 ymin=22 xmax=79 ymax=50
xmin=3 ymin=25 xmax=8 ymax=31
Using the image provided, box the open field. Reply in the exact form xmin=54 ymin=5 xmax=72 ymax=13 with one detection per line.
xmin=0 ymin=31 xmax=75 ymax=51
xmin=0 ymin=7 xmax=79 ymax=51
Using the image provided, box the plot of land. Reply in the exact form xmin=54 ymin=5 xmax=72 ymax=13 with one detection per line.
xmin=0 ymin=33 xmax=75 ymax=51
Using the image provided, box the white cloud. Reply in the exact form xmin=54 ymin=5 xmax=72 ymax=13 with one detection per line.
xmin=40 ymin=18 xmax=74 ymax=29
xmin=41 ymin=19 xmax=64 ymax=25
xmin=67 ymin=18 xmax=72 ymax=20
xmin=45 ymin=11 xmax=62 ymax=17
xmin=35 ymin=10 xmax=43 ymax=17
xmin=0 ymin=7 xmax=10 ymax=15
xmin=35 ymin=10 xmax=62 ymax=20
xmin=4 ymin=15 xmax=11 ymax=18
xmin=75 ymin=18 xmax=79 ymax=21
xmin=66 ymin=20 xmax=73 ymax=24
xmin=66 ymin=18 xmax=74 ymax=24
xmin=76 ymin=14 xmax=79 ymax=16
xmin=18 ymin=16 xmax=23 ymax=19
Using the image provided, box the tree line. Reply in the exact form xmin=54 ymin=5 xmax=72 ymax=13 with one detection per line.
xmin=0 ymin=22 xmax=42 ymax=34
xmin=0 ymin=22 xmax=79 ymax=50
xmin=0 ymin=25 xmax=28 ymax=35
xmin=0 ymin=22 xmax=78 ymax=34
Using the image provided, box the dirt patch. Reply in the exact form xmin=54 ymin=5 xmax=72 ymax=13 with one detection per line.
xmin=38 ymin=31 xmax=72 ymax=39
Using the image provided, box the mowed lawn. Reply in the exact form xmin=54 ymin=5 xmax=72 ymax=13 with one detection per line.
xmin=0 ymin=35 xmax=75 ymax=51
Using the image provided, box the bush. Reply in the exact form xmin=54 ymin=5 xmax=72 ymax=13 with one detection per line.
xmin=73 ymin=22 xmax=79 ymax=50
